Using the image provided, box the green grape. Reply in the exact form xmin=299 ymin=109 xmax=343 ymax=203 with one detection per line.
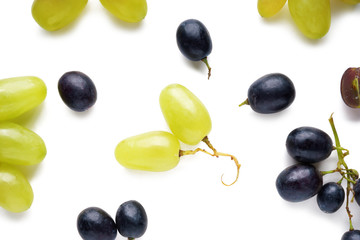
xmin=288 ymin=0 xmax=331 ymax=39
xmin=0 ymin=122 xmax=47 ymax=166
xmin=159 ymin=84 xmax=211 ymax=146
xmin=115 ymin=131 xmax=180 ymax=171
xmin=100 ymin=0 xmax=147 ymax=23
xmin=340 ymin=0 xmax=360 ymax=4
xmin=257 ymin=0 xmax=287 ymax=18
xmin=0 ymin=163 xmax=33 ymax=213
xmin=0 ymin=76 xmax=47 ymax=121
xmin=31 ymin=0 xmax=88 ymax=31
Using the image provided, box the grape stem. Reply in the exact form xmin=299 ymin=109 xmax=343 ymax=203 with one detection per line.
xmin=238 ymin=99 xmax=249 ymax=107
xmin=328 ymin=113 xmax=356 ymax=231
xmin=201 ymin=57 xmax=211 ymax=80
xmin=179 ymin=136 xmax=241 ymax=186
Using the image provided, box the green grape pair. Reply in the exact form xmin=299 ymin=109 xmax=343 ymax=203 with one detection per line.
xmin=0 ymin=76 xmax=47 ymax=213
xmin=115 ymin=84 xmax=240 ymax=186
xmin=257 ymin=0 xmax=360 ymax=39
xmin=31 ymin=0 xmax=147 ymax=31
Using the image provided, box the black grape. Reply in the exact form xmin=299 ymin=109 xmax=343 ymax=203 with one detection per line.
xmin=58 ymin=71 xmax=97 ymax=112
xmin=77 ymin=207 xmax=117 ymax=240
xmin=116 ymin=200 xmax=148 ymax=239
xmin=342 ymin=230 xmax=360 ymax=240
xmin=316 ymin=182 xmax=345 ymax=213
xmin=276 ymin=163 xmax=323 ymax=202
xmin=286 ymin=127 xmax=333 ymax=163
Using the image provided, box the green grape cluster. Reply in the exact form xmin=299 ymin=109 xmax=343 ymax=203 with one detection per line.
xmin=115 ymin=83 xmax=240 ymax=186
xmin=31 ymin=0 xmax=147 ymax=31
xmin=0 ymin=76 xmax=47 ymax=213
xmin=257 ymin=0 xmax=360 ymax=39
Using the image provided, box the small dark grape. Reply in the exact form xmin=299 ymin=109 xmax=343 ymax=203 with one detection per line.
xmin=342 ymin=230 xmax=360 ymax=240
xmin=316 ymin=182 xmax=345 ymax=213
xmin=276 ymin=163 xmax=323 ymax=202
xmin=340 ymin=67 xmax=360 ymax=108
xmin=77 ymin=207 xmax=117 ymax=240
xmin=353 ymin=180 xmax=360 ymax=206
xmin=116 ymin=200 xmax=148 ymax=239
xmin=58 ymin=71 xmax=97 ymax=112
xmin=286 ymin=127 xmax=333 ymax=163
xmin=240 ymin=73 xmax=295 ymax=113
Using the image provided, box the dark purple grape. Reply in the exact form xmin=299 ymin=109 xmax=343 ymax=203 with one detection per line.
xmin=342 ymin=230 xmax=360 ymax=240
xmin=77 ymin=207 xmax=117 ymax=240
xmin=316 ymin=182 xmax=345 ymax=213
xmin=286 ymin=127 xmax=333 ymax=164
xmin=340 ymin=67 xmax=360 ymax=108
xmin=241 ymin=73 xmax=295 ymax=113
xmin=116 ymin=200 xmax=148 ymax=239
xmin=353 ymin=180 xmax=360 ymax=206
xmin=276 ymin=163 xmax=323 ymax=202
xmin=58 ymin=71 xmax=97 ymax=112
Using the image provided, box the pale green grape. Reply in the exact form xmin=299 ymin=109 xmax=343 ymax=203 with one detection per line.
xmin=0 ymin=163 xmax=33 ymax=213
xmin=159 ymin=84 xmax=212 ymax=146
xmin=258 ymin=0 xmax=287 ymax=18
xmin=100 ymin=0 xmax=147 ymax=23
xmin=340 ymin=0 xmax=360 ymax=4
xmin=0 ymin=76 xmax=46 ymax=121
xmin=115 ymin=131 xmax=180 ymax=171
xmin=0 ymin=122 xmax=46 ymax=165
xmin=288 ymin=0 xmax=331 ymax=39
xmin=31 ymin=0 xmax=88 ymax=31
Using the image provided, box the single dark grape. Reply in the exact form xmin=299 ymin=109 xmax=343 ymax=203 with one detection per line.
xmin=353 ymin=180 xmax=360 ymax=206
xmin=342 ymin=230 xmax=360 ymax=240
xmin=240 ymin=73 xmax=295 ymax=113
xmin=316 ymin=182 xmax=345 ymax=213
xmin=116 ymin=200 xmax=148 ymax=239
xmin=58 ymin=71 xmax=97 ymax=112
xmin=77 ymin=207 xmax=117 ymax=240
xmin=176 ymin=19 xmax=212 ymax=61
xmin=340 ymin=67 xmax=360 ymax=108
xmin=286 ymin=126 xmax=333 ymax=163
xmin=276 ymin=163 xmax=323 ymax=202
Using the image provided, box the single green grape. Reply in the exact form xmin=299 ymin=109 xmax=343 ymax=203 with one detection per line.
xmin=257 ymin=0 xmax=287 ymax=18
xmin=159 ymin=84 xmax=212 ymax=146
xmin=288 ymin=0 xmax=331 ymax=39
xmin=100 ymin=0 xmax=147 ymax=23
xmin=340 ymin=0 xmax=360 ymax=4
xmin=0 ymin=76 xmax=47 ymax=121
xmin=31 ymin=0 xmax=88 ymax=31
xmin=0 ymin=163 xmax=33 ymax=213
xmin=115 ymin=131 xmax=180 ymax=171
xmin=0 ymin=122 xmax=47 ymax=166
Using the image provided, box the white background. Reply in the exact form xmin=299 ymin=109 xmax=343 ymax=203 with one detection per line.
xmin=0 ymin=0 xmax=360 ymax=239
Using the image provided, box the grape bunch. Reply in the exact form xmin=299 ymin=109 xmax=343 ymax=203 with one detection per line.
xmin=77 ymin=200 xmax=148 ymax=240
xmin=115 ymin=83 xmax=241 ymax=186
xmin=257 ymin=0 xmax=360 ymax=39
xmin=276 ymin=114 xmax=360 ymax=239
xmin=32 ymin=0 xmax=147 ymax=31
xmin=0 ymin=76 xmax=47 ymax=213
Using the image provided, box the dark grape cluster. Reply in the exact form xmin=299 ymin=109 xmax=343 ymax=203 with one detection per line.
xmin=276 ymin=114 xmax=360 ymax=239
xmin=77 ymin=200 xmax=148 ymax=240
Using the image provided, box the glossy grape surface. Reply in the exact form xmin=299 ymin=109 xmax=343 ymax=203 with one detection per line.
xmin=0 ymin=163 xmax=33 ymax=213
xmin=115 ymin=131 xmax=180 ymax=171
xmin=77 ymin=207 xmax=117 ymax=240
xmin=257 ymin=0 xmax=287 ymax=17
xmin=341 ymin=68 xmax=360 ymax=108
xmin=0 ymin=76 xmax=47 ymax=121
xmin=159 ymin=83 xmax=212 ymax=145
xmin=100 ymin=0 xmax=147 ymax=23
xmin=116 ymin=200 xmax=148 ymax=239
xmin=342 ymin=230 xmax=360 ymax=240
xmin=31 ymin=0 xmax=88 ymax=31
xmin=353 ymin=180 xmax=360 ymax=206
xmin=245 ymin=73 xmax=295 ymax=114
xmin=288 ymin=0 xmax=331 ymax=39
xmin=176 ymin=19 xmax=212 ymax=61
xmin=0 ymin=122 xmax=46 ymax=165
xmin=58 ymin=71 xmax=97 ymax=112
xmin=316 ymin=182 xmax=345 ymax=213
xmin=286 ymin=127 xmax=333 ymax=163
xmin=276 ymin=163 xmax=323 ymax=202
